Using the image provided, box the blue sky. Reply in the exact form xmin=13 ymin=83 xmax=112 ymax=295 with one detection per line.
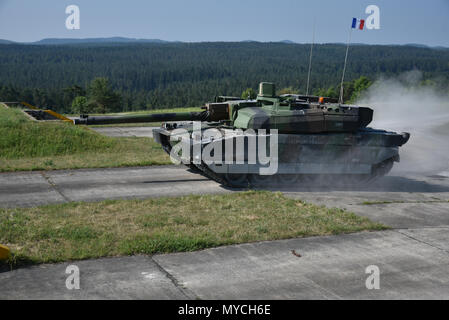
xmin=0 ymin=0 xmax=448 ymax=46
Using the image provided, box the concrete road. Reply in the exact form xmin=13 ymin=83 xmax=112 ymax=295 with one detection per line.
xmin=154 ymin=229 xmax=449 ymax=299
xmin=1 ymin=165 xmax=449 ymax=299
xmin=0 ymin=255 xmax=189 ymax=299
xmin=0 ymin=166 xmax=228 ymax=208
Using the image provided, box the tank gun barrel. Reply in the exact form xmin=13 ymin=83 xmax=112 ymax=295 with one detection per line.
xmin=74 ymin=111 xmax=209 ymax=125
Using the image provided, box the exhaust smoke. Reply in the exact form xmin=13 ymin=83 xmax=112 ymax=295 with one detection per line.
xmin=357 ymin=70 xmax=449 ymax=176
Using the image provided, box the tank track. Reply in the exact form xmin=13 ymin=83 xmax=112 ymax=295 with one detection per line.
xmin=191 ymin=157 xmax=396 ymax=188
xmin=193 ymin=163 xmax=236 ymax=187
xmin=159 ymin=138 xmax=395 ymax=188
xmin=160 ymin=140 xmax=238 ymax=187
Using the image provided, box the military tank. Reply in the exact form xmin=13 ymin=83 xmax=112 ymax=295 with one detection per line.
xmin=74 ymin=82 xmax=410 ymax=187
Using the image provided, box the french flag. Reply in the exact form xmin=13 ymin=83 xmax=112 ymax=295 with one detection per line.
xmin=351 ymin=18 xmax=365 ymax=30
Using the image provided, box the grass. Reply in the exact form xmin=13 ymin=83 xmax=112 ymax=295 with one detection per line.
xmin=0 ymin=191 xmax=387 ymax=267
xmin=0 ymin=105 xmax=171 ymax=171
xmin=361 ymin=200 xmax=405 ymax=205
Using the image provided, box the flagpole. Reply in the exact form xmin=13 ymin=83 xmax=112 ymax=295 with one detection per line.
xmin=339 ymin=27 xmax=353 ymax=104
xmin=306 ymin=18 xmax=316 ymax=97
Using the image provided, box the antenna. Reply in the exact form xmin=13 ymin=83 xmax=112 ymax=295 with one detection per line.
xmin=339 ymin=26 xmax=353 ymax=104
xmin=305 ymin=18 xmax=316 ymax=97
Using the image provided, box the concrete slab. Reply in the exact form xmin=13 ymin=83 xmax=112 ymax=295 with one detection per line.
xmin=0 ymin=172 xmax=66 ymax=208
xmin=341 ymin=202 xmax=449 ymax=229
xmin=398 ymin=227 xmax=449 ymax=252
xmin=46 ymin=166 xmax=227 ymax=203
xmin=0 ymin=255 xmax=188 ymax=300
xmin=154 ymin=230 xmax=449 ymax=300
xmin=0 ymin=166 xmax=228 ymax=208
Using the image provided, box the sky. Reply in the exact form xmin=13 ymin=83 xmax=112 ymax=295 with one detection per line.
xmin=0 ymin=0 xmax=448 ymax=46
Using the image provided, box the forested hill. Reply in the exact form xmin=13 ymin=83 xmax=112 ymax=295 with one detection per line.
xmin=0 ymin=42 xmax=448 ymax=112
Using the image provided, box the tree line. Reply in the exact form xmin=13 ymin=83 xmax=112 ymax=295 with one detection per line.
xmin=0 ymin=42 xmax=448 ymax=113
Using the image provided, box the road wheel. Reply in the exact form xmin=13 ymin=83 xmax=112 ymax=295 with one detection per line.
xmin=370 ymin=159 xmax=395 ymax=181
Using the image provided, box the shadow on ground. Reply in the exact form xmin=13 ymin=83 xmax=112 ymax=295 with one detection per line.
xmin=249 ymin=175 xmax=449 ymax=193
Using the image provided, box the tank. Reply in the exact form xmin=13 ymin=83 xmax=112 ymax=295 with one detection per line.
xmin=74 ymin=82 xmax=410 ymax=187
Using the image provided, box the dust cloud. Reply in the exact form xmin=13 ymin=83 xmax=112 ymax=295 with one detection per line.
xmin=357 ymin=70 xmax=449 ymax=175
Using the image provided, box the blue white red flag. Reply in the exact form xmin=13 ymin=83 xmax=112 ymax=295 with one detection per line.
xmin=351 ymin=18 xmax=365 ymax=30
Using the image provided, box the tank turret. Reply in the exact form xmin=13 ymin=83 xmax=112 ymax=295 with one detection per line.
xmin=74 ymin=82 xmax=375 ymax=134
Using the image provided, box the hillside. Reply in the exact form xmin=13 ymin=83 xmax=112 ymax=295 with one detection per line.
xmin=0 ymin=105 xmax=169 ymax=171
xmin=0 ymin=42 xmax=448 ymax=112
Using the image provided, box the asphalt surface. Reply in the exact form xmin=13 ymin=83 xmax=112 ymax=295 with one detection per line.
xmin=1 ymin=126 xmax=448 ymax=299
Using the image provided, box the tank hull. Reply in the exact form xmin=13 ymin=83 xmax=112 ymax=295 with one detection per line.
xmin=153 ymin=123 xmax=409 ymax=187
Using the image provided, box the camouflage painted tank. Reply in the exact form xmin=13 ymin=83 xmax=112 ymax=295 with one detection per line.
xmin=75 ymin=82 xmax=410 ymax=187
